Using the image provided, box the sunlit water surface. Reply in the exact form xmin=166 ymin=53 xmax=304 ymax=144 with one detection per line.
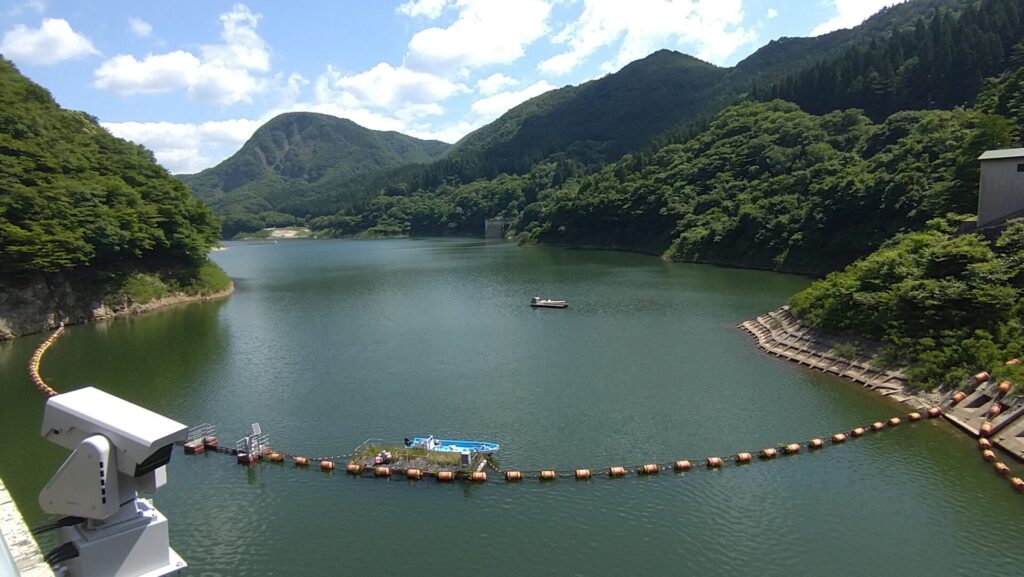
xmin=1 ymin=239 xmax=1021 ymax=576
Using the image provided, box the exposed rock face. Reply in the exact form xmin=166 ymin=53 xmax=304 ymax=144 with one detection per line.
xmin=0 ymin=273 xmax=233 ymax=340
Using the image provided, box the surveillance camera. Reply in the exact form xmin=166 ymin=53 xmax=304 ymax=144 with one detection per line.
xmin=38 ymin=387 xmax=189 ymax=576
xmin=41 ymin=387 xmax=186 ymax=478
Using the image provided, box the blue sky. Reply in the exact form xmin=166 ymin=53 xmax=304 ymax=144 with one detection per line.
xmin=0 ymin=0 xmax=908 ymax=174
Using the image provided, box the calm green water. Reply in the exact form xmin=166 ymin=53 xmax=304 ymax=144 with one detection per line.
xmin=1 ymin=238 xmax=1021 ymax=576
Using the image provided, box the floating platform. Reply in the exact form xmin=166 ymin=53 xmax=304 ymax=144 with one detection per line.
xmin=348 ymin=439 xmax=492 ymax=475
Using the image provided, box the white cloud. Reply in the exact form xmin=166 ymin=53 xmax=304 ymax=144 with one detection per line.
xmin=94 ymin=51 xmax=198 ymax=94
xmin=397 ymin=0 xmax=450 ymax=19
xmin=406 ymin=0 xmax=552 ymax=72
xmin=94 ymin=4 xmax=270 ymax=105
xmin=128 ymin=17 xmax=152 ymax=38
xmin=811 ymin=0 xmax=908 ymax=36
xmin=476 ymin=73 xmax=518 ymax=95
xmin=539 ymin=0 xmax=755 ymax=74
xmin=766 ymin=8 xmax=778 ymax=19
xmin=103 ymin=118 xmax=262 ymax=174
xmin=469 ymin=80 xmax=556 ymax=121
xmin=315 ymin=62 xmax=466 ymax=111
xmin=0 ymin=18 xmax=98 ymax=65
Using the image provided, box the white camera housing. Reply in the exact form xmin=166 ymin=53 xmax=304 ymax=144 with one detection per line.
xmin=41 ymin=386 xmax=186 ymax=480
xmin=38 ymin=387 xmax=188 ymax=577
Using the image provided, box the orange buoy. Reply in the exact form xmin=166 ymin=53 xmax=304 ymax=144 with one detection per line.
xmin=374 ymin=466 xmax=391 ymax=477
xmin=888 ymin=417 xmax=901 ymax=427
xmin=673 ymin=460 xmax=692 ymax=471
xmin=851 ymin=427 xmax=865 ymax=437
xmin=504 ymin=470 xmax=523 ymax=481
xmin=736 ymin=452 xmax=752 ymax=464
xmin=609 ymin=466 xmax=627 ymax=477
xmin=470 ymin=471 xmax=487 ymax=482
xmin=952 ymin=392 xmax=968 ymax=404
xmin=908 ymin=412 xmax=922 ymax=422
xmin=406 ymin=468 xmax=423 ymax=479
xmin=640 ymin=464 xmax=660 ymax=475
xmin=320 ymin=460 xmax=335 ymax=471
xmin=346 ymin=463 xmax=362 ymax=475
xmin=871 ymin=422 xmax=885 ymax=431
xmin=436 ymin=470 xmax=455 ymax=482
xmin=1011 ymin=477 xmax=1024 ymax=492
xmin=975 ymin=372 xmax=990 ymax=383
xmin=294 ymin=456 xmax=309 ymax=467
xmin=994 ymin=462 xmax=1011 ymax=476
xmin=989 ymin=403 xmax=1002 ymax=417
xmin=979 ymin=438 xmax=993 ymax=450
xmin=982 ymin=449 xmax=997 ymax=462
xmin=832 ymin=433 xmax=847 ymax=444
xmin=540 ymin=469 xmax=557 ymax=480
xmin=706 ymin=457 xmax=723 ymax=468
xmin=980 ymin=422 xmax=994 ymax=437
xmin=998 ymin=381 xmax=1013 ymax=394
xmin=575 ymin=469 xmax=592 ymax=479
xmin=928 ymin=407 xmax=942 ymax=418
xmin=808 ymin=438 xmax=824 ymax=449
xmin=784 ymin=443 xmax=800 ymax=455
xmin=760 ymin=448 xmax=778 ymax=459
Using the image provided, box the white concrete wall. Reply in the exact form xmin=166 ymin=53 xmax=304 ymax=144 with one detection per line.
xmin=0 ymin=478 xmax=54 ymax=576
xmin=978 ymin=157 xmax=1024 ymax=227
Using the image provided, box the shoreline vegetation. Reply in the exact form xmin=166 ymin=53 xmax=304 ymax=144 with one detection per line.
xmin=1 ymin=56 xmax=227 ymax=340
xmin=0 ymin=261 xmax=234 ymax=340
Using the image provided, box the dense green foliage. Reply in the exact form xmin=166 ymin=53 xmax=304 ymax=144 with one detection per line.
xmin=0 ymin=57 xmax=221 ymax=283
xmin=517 ymin=101 xmax=1016 ymax=273
xmin=791 ymin=222 xmax=1024 ymax=388
xmin=438 ymin=51 xmax=729 ymax=180
xmin=311 ymin=163 xmax=569 ymax=238
xmin=179 ymin=112 xmax=449 ymax=235
xmin=314 ymin=98 xmax=1016 ymax=276
xmin=976 ymin=49 xmax=1024 ymax=140
xmin=103 ymin=261 xmax=231 ymax=307
xmin=764 ymin=0 xmax=1023 ymax=120
xmin=208 ymin=0 xmax=977 ymax=236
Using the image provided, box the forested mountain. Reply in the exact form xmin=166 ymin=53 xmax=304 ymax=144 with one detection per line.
xmin=519 ymin=101 xmax=1015 ymax=273
xmin=179 ymin=112 xmax=449 ymax=237
xmin=438 ymin=51 xmax=729 ymax=178
xmin=316 ymin=0 xmax=1022 ymax=261
xmin=763 ymin=0 xmax=1023 ymax=120
xmin=0 ymin=56 xmax=229 ymax=337
xmin=0 ymin=57 xmax=219 ymax=280
xmin=374 ymin=0 xmax=981 ymax=195
xmin=204 ymin=0 xmax=984 ymax=238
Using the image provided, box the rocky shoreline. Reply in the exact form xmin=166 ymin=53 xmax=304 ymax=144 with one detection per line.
xmin=740 ymin=306 xmax=944 ymax=409
xmin=742 ymin=306 xmax=1024 ymax=462
xmin=0 ymin=277 xmax=234 ymax=340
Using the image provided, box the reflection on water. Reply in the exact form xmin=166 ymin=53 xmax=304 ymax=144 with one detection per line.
xmin=1 ymin=239 xmax=1022 ymax=576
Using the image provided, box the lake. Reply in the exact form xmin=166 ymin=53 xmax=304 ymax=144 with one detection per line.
xmin=1 ymin=238 xmax=1021 ymax=576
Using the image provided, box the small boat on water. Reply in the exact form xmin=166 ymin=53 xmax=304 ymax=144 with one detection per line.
xmin=530 ymin=297 xmax=568 ymax=308
xmin=409 ymin=436 xmax=500 ymax=454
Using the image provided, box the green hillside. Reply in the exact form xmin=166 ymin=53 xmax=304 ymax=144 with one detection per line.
xmin=440 ymin=50 xmax=728 ymax=177
xmin=0 ymin=56 xmax=220 ymax=282
xmin=389 ymin=0 xmax=979 ymax=189
xmin=178 ymin=111 xmax=449 ymax=236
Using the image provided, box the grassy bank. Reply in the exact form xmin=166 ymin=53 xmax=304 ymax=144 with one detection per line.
xmin=103 ymin=260 xmax=232 ymax=307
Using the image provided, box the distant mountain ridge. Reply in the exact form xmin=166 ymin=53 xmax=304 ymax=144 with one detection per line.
xmin=184 ymin=0 xmax=978 ymax=237
xmin=178 ymin=112 xmax=449 ymax=234
xmin=434 ymin=0 xmax=976 ymax=184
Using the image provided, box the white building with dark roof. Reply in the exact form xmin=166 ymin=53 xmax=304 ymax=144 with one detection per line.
xmin=978 ymin=148 xmax=1024 ymax=228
